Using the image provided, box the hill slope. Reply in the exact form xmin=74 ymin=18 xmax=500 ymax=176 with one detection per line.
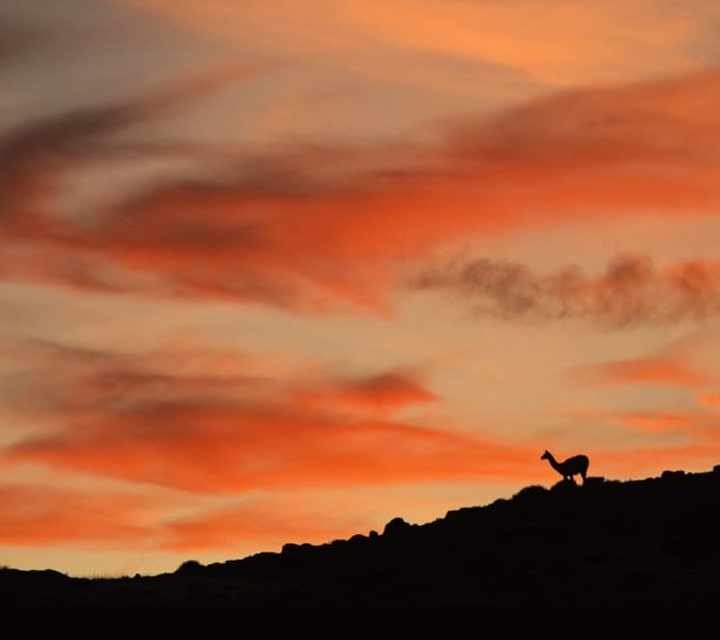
xmin=3 ymin=468 xmax=720 ymax=610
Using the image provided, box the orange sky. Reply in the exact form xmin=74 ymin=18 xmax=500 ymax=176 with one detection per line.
xmin=2 ymin=0 xmax=720 ymax=577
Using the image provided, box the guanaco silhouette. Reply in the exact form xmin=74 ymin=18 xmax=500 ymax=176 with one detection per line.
xmin=541 ymin=450 xmax=589 ymax=485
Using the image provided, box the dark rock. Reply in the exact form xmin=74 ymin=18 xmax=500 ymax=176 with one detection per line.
xmin=174 ymin=559 xmax=204 ymax=575
xmin=661 ymin=469 xmax=686 ymax=480
xmin=383 ymin=517 xmax=412 ymax=537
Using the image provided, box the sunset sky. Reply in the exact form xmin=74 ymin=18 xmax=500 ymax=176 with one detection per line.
xmin=2 ymin=0 xmax=720 ymax=578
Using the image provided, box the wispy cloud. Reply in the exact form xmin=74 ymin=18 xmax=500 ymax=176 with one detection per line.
xmin=0 ymin=339 xmax=535 ymax=493
xmin=12 ymin=337 xmax=718 ymax=496
xmin=566 ymin=354 xmax=713 ymax=387
xmin=0 ymin=482 xmax=157 ymax=546
xmin=0 ymin=62 xmax=268 ymax=226
xmin=122 ymin=0 xmax=720 ymax=88
xmin=413 ymin=253 xmax=720 ymax=327
xmin=611 ymin=410 xmax=711 ymax=433
xmin=289 ymin=371 xmax=438 ymax=416
xmin=2 ymin=401 xmax=533 ymax=493
xmin=695 ymin=390 xmax=720 ymax=409
xmin=3 ymin=67 xmax=720 ymax=313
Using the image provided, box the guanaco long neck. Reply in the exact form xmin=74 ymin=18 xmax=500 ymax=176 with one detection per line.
xmin=546 ymin=453 xmax=562 ymax=472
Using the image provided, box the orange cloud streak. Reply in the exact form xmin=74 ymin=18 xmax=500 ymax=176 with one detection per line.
xmin=3 ymin=68 xmax=720 ymax=312
xmin=695 ymin=391 xmax=720 ymax=409
xmin=6 ymin=337 xmax=720 ymax=500
xmin=3 ymin=402 xmax=536 ymax=493
xmin=612 ymin=411 xmax=703 ymax=433
xmin=290 ymin=371 xmax=437 ymax=416
xmin=0 ymin=340 xmax=534 ymax=492
xmin=0 ymin=483 xmax=153 ymax=545
xmin=565 ymin=355 xmax=712 ymax=387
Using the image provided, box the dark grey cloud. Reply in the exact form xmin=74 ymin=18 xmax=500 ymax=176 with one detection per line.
xmin=0 ymin=23 xmax=32 ymax=62
xmin=411 ymin=253 xmax=720 ymax=327
xmin=0 ymin=63 xmax=269 ymax=227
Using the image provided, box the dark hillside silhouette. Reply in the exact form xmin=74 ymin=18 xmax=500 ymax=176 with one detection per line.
xmin=3 ymin=465 xmax=720 ymax=612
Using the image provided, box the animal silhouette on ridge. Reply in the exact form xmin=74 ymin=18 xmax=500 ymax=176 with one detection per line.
xmin=541 ymin=450 xmax=589 ymax=485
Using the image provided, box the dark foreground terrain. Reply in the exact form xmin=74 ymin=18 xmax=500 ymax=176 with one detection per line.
xmin=3 ymin=467 xmax=720 ymax=611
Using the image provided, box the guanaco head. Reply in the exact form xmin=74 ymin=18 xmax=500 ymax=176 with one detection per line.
xmin=540 ymin=450 xmax=550 ymax=460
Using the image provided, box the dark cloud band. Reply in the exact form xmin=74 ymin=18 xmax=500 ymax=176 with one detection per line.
xmin=412 ymin=253 xmax=720 ymax=327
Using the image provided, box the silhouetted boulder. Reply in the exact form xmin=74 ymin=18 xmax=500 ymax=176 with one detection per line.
xmin=661 ymin=469 xmax=686 ymax=480
xmin=175 ymin=560 xmax=204 ymax=576
xmin=383 ymin=516 xmax=413 ymax=538
xmin=281 ymin=542 xmax=301 ymax=555
xmin=512 ymin=485 xmax=548 ymax=503
xmin=549 ymin=478 xmax=583 ymax=493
